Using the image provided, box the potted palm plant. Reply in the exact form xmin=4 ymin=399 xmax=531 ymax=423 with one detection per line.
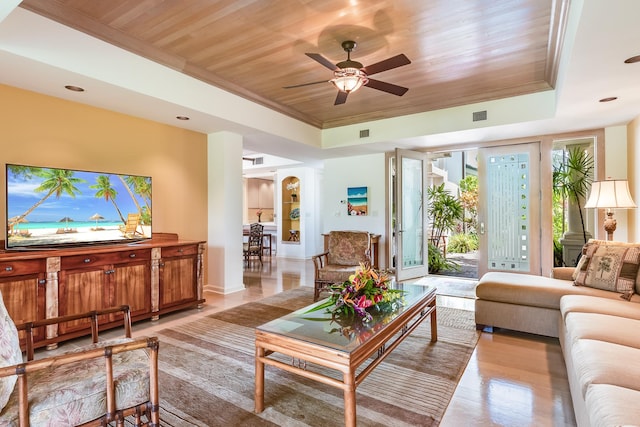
xmin=552 ymin=146 xmax=594 ymax=265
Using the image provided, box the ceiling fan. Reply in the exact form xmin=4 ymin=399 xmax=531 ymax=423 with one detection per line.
xmin=284 ymin=40 xmax=411 ymax=105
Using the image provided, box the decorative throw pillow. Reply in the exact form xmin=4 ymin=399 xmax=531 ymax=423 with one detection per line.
xmin=572 ymin=239 xmax=640 ymax=295
xmin=0 ymin=292 xmax=23 ymax=411
xmin=573 ymin=243 xmax=640 ymax=299
xmin=571 ymin=241 xmax=595 ymax=281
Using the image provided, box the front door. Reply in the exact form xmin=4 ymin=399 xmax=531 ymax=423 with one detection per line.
xmin=477 ymin=143 xmax=541 ymax=277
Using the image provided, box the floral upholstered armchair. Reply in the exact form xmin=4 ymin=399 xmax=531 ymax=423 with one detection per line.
xmin=312 ymin=230 xmax=371 ymax=301
xmin=0 ymin=291 xmax=159 ymax=426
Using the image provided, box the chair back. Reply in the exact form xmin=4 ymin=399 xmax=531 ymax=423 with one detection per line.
xmin=327 ymin=231 xmax=371 ymax=266
xmin=248 ymin=223 xmax=264 ymax=249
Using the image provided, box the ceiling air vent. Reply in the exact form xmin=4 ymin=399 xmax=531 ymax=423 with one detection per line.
xmin=253 ymin=157 xmax=264 ymax=165
xmin=473 ymin=110 xmax=487 ymax=121
xmin=359 ymin=129 xmax=370 ymax=138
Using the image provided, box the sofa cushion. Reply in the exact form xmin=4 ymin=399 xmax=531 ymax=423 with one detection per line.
xmin=476 ymin=272 xmax=636 ymax=310
xmin=585 ymin=384 xmax=640 ymax=427
xmin=0 ymin=347 xmax=150 ymax=425
xmin=0 ymin=292 xmax=23 ymax=412
xmin=564 ymin=312 xmax=640 ymax=349
xmin=570 ymin=339 xmax=640 ymax=397
xmin=327 ymin=231 xmax=370 ymax=266
xmin=573 ymin=242 xmax=640 ymax=297
xmin=560 ymin=295 xmax=640 ymax=322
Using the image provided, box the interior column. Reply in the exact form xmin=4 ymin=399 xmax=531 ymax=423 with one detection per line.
xmin=206 ymin=131 xmax=245 ymax=294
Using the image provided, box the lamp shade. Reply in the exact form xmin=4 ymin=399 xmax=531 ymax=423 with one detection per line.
xmin=331 ymin=68 xmax=368 ymax=93
xmin=584 ymin=179 xmax=637 ymax=209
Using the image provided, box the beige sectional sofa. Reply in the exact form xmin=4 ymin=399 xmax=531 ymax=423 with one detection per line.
xmin=475 ymin=239 xmax=640 ymax=427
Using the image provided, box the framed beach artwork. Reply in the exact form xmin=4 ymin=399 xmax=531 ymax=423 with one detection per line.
xmin=347 ymin=186 xmax=368 ymax=216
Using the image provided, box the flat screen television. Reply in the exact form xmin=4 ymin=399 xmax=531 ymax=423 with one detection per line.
xmin=5 ymin=163 xmax=152 ymax=250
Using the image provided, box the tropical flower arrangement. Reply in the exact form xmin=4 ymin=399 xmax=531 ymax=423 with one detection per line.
xmin=308 ymin=263 xmax=405 ymax=323
xmin=327 ymin=307 xmax=398 ymax=344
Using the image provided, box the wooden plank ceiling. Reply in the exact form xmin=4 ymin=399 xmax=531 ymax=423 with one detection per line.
xmin=20 ymin=0 xmax=567 ymax=129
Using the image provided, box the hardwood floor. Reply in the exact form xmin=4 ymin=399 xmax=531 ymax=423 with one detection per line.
xmin=61 ymin=257 xmax=577 ymax=426
xmin=441 ymin=331 xmax=576 ymax=426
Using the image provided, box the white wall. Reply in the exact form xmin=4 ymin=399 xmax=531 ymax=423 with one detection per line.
xmin=321 ymin=153 xmax=388 ymax=267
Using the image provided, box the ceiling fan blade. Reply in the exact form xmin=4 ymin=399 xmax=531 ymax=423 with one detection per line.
xmin=334 ymin=91 xmax=348 ymax=105
xmin=365 ymin=78 xmax=409 ymax=96
xmin=362 ymin=54 xmax=411 ymax=76
xmin=283 ymin=80 xmax=328 ymax=89
xmin=306 ymin=53 xmax=339 ymax=71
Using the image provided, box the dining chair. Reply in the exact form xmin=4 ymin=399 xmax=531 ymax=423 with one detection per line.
xmin=243 ymin=222 xmax=264 ymax=265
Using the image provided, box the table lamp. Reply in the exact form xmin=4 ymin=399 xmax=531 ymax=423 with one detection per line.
xmin=584 ymin=179 xmax=637 ymax=241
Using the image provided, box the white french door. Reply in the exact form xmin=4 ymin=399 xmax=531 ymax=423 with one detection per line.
xmin=394 ymin=148 xmax=428 ymax=281
xmin=477 ymin=143 xmax=541 ymax=277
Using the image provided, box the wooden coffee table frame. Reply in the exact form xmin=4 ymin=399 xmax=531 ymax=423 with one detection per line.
xmin=255 ymin=287 xmax=437 ymax=427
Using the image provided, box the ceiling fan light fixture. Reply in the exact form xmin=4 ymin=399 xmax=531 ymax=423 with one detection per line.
xmin=331 ymin=68 xmax=368 ymax=93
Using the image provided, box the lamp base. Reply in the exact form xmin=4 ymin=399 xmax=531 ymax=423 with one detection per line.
xmin=603 ymin=211 xmax=617 ymax=241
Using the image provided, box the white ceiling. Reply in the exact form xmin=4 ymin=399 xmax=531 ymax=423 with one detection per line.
xmin=2 ymin=1 xmax=640 ymax=166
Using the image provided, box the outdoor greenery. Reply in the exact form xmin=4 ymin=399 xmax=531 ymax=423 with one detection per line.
xmin=447 ymin=233 xmax=478 ymax=253
xmin=427 ymin=183 xmax=464 ymax=246
xmin=427 ymin=242 xmax=460 ymax=274
xmin=458 ymin=175 xmax=478 ymax=234
xmin=424 ymin=173 xmax=480 ymax=274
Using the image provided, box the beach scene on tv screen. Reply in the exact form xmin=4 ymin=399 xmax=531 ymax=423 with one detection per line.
xmin=6 ymin=165 xmax=151 ymax=248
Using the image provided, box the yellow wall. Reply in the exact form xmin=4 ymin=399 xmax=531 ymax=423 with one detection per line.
xmin=628 ymin=116 xmax=640 ymax=242
xmin=0 ymin=84 xmax=208 ymax=245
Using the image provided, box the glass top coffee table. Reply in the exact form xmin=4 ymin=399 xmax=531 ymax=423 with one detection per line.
xmin=254 ymin=283 xmax=437 ymax=427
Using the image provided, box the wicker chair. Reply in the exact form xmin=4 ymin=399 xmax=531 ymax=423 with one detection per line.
xmin=0 ymin=291 xmax=159 ymax=426
xmin=312 ymin=231 xmax=371 ymax=301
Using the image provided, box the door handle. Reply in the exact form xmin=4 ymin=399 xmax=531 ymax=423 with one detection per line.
xmin=480 ymin=222 xmax=485 ymax=235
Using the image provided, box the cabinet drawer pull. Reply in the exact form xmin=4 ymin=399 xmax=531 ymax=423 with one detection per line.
xmin=104 ymin=269 xmax=115 ymax=275
xmin=178 ymin=248 xmax=184 ymax=253
xmin=4 ymin=266 xmax=12 ymax=271
xmin=84 ymin=258 xmax=91 ymax=263
xmin=39 ymin=279 xmax=46 ymax=285
xmin=129 ymin=253 xmax=136 ymax=258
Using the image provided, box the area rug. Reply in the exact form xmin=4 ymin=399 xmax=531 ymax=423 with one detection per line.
xmin=154 ymin=287 xmax=479 ymax=426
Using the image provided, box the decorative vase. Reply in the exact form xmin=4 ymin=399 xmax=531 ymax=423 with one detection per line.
xmin=257 ymin=214 xmax=261 ymax=223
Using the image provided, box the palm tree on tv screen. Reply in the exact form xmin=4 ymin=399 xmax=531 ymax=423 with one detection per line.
xmin=120 ymin=175 xmax=152 ymax=224
xmin=90 ymin=175 xmax=126 ymax=223
xmin=8 ymin=167 xmax=85 ymax=228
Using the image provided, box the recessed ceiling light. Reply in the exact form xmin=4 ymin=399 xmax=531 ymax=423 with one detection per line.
xmin=624 ymin=55 xmax=640 ymax=64
xmin=599 ymin=97 xmax=618 ymax=102
xmin=176 ymin=116 xmax=190 ymax=120
xmin=64 ymin=85 xmax=85 ymax=92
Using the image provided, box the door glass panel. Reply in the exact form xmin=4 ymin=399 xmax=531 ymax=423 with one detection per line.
xmin=394 ymin=149 xmax=428 ymax=281
xmin=401 ymin=156 xmax=424 ymax=268
xmin=486 ymin=153 xmax=530 ymax=272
